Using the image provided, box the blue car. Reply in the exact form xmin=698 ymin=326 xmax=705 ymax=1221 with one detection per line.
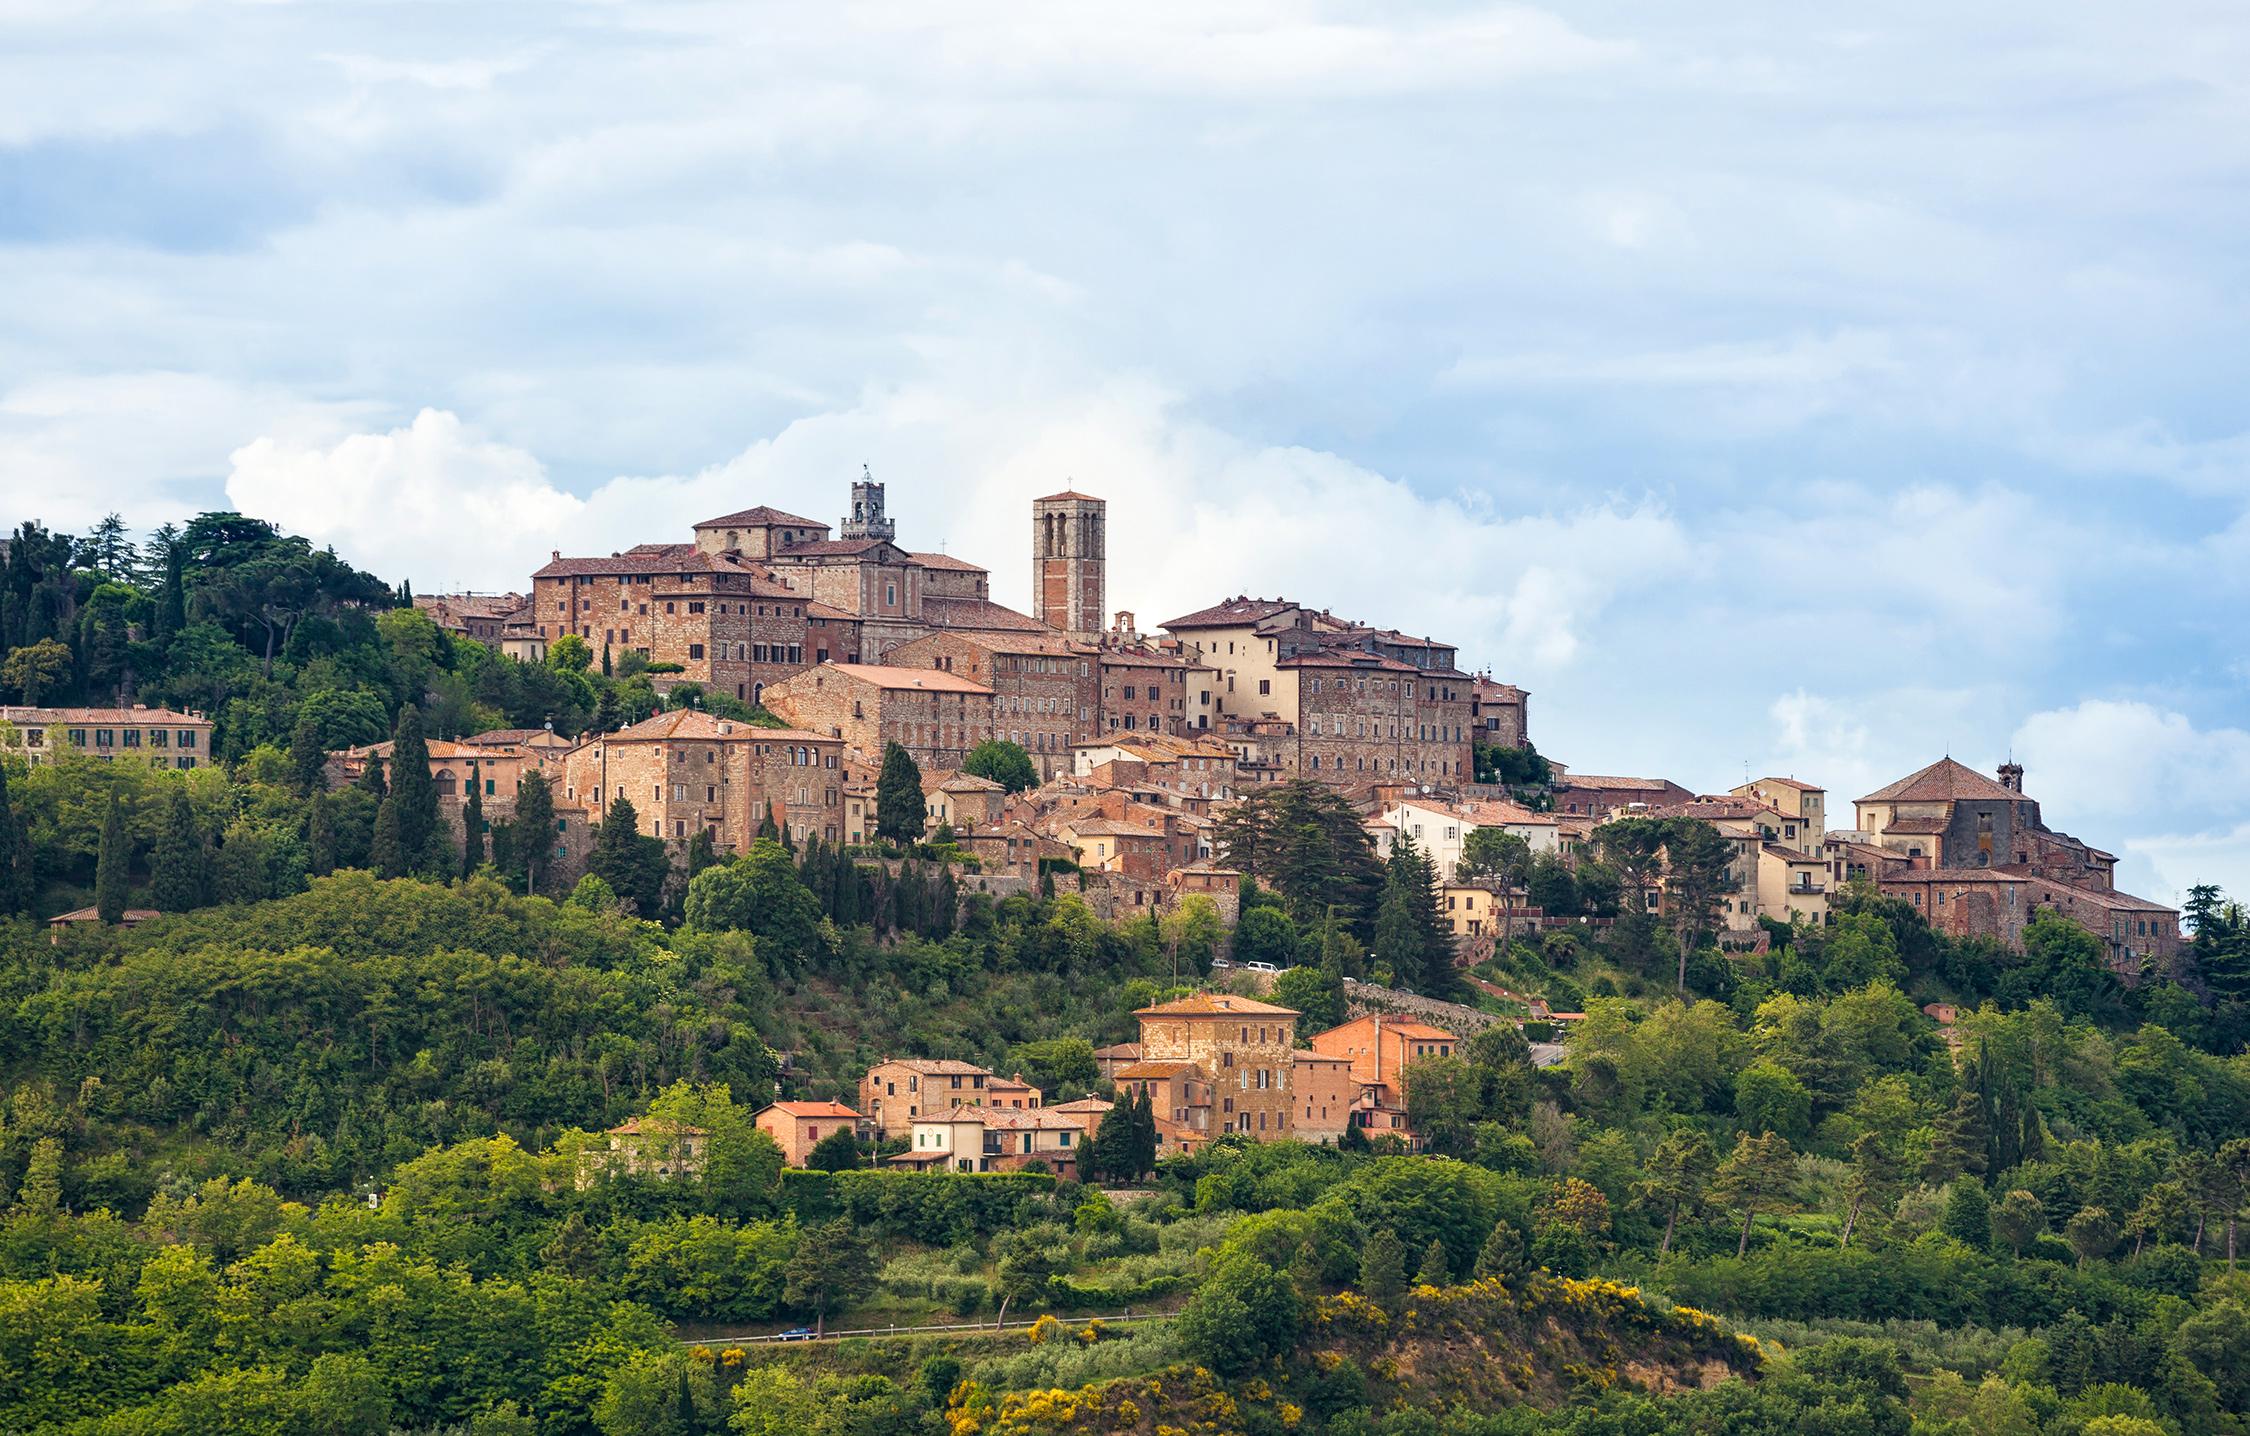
xmin=777 ymin=1327 xmax=818 ymax=1341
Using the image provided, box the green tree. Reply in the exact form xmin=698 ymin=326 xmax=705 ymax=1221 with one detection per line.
xmin=94 ymin=791 xmax=129 ymax=923
xmin=1415 ymin=1237 xmax=1451 ymax=1287
xmin=1840 ymin=1133 xmax=1900 ymax=1248
xmin=1268 ymin=964 xmax=1344 ymax=1030
xmin=2 ymin=638 xmax=72 ymax=703
xmin=460 ymin=777 xmax=485 ymax=877
xmin=1734 ymin=1060 xmax=1812 ymax=1139
xmin=875 ymin=741 xmax=925 ymax=844
xmin=0 ymin=763 xmax=24 ymax=914
xmin=1635 ymin=1128 xmax=1716 ymax=1257
xmin=382 ymin=705 xmax=447 ymax=878
xmin=590 ymin=795 xmax=669 ymax=918
xmin=685 ymin=840 xmax=823 ymax=970
xmin=1372 ymin=830 xmax=1451 ymax=995
xmin=514 ymin=769 xmax=555 ymax=894
xmin=1011 ymin=1037 xmax=1097 ymax=1094
xmin=1993 ymin=1189 xmax=2047 ymax=1256
xmin=784 ymin=1218 xmax=877 ymax=1334
xmin=2065 ymin=1205 xmax=2120 ymax=1267
xmin=548 ymin=633 xmax=592 ymax=672
xmin=805 ymin=1128 xmax=861 ymax=1172
xmin=288 ymin=711 xmax=327 ymax=795
xmin=305 ymin=790 xmax=337 ymax=878
xmin=1714 ymin=1131 xmax=1798 ymax=1257
xmin=1175 ymin=1252 xmax=1300 ymax=1377
xmin=961 ymin=738 xmax=1038 ymax=794
xmin=1942 ymin=1180 xmax=1992 ymax=1249
xmin=1231 ymin=906 xmax=1298 ymax=968
xmin=145 ymin=784 xmax=204 ymax=912
xmin=1359 ymin=1227 xmax=1407 ymax=1310
xmin=1474 ymin=1218 xmax=1526 ymax=1279
xmin=1212 ymin=780 xmax=1384 ymax=931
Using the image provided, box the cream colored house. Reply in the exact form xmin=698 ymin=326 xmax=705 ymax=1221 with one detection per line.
xmin=1377 ymin=796 xmax=1561 ymax=878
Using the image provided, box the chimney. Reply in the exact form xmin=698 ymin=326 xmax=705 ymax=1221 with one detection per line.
xmin=1998 ymin=762 xmax=2024 ymax=793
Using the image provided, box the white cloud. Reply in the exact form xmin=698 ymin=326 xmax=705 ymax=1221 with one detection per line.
xmin=2010 ymin=700 xmax=2250 ymax=829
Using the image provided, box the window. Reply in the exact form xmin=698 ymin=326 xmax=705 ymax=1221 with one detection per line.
xmin=688 ymin=643 xmax=705 ymax=659
xmin=179 ymin=731 xmax=196 ymax=750
xmin=1257 ymin=679 xmax=1270 ymax=695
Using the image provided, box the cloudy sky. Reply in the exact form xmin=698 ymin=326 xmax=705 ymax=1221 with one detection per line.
xmin=5 ymin=1 xmax=2248 ymax=903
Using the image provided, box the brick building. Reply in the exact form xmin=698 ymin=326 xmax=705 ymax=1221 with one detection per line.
xmin=1130 ymin=992 xmax=1298 ymax=1139
xmin=761 ymin=662 xmax=996 ymax=773
xmin=415 ymin=592 xmax=526 ymax=644
xmin=1096 ymin=646 xmax=1202 ymax=736
xmin=885 ymin=629 xmax=1093 ymax=779
xmin=753 ymin=1101 xmax=866 ymax=1168
xmin=1307 ymin=1013 xmax=1459 ymax=1114
xmin=558 ymin=708 xmax=843 ymax=847
xmin=1031 ymin=490 xmax=1105 ymax=637
xmin=1293 ymin=1050 xmax=1357 ymax=1143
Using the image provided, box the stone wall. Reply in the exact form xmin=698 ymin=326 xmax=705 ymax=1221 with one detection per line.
xmin=1340 ymin=978 xmax=1511 ymax=1034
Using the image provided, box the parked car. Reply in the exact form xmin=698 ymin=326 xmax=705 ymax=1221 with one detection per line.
xmin=777 ymin=1327 xmax=818 ymax=1342
xmin=1243 ymin=960 xmax=1280 ymax=974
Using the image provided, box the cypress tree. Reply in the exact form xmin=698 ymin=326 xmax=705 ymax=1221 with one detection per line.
xmin=514 ymin=770 xmax=555 ymax=895
xmin=369 ymin=795 xmax=404 ymax=879
xmin=592 ymin=686 xmax=620 ymax=736
xmin=354 ymin=751 xmax=387 ymax=800
xmin=94 ymin=791 xmax=129 ymax=923
xmin=460 ymin=779 xmax=485 ymax=877
xmin=928 ymin=863 xmax=957 ymax=939
xmin=306 ymin=791 xmax=337 ymax=878
xmin=0 ymin=763 xmax=27 ymax=914
xmin=150 ymin=786 xmax=208 ymax=911
xmin=1131 ymin=1084 xmax=1159 ymax=1179
xmin=875 ymin=741 xmax=925 ymax=845
xmin=1373 ymin=831 xmax=1449 ymax=995
xmin=686 ymin=826 xmax=716 ymax=878
xmin=385 ymin=707 xmax=445 ymax=876
xmin=288 ymin=711 xmax=326 ymax=796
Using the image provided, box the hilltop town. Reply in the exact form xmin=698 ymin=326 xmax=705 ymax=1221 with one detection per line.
xmin=0 ymin=493 xmax=2244 ymax=1436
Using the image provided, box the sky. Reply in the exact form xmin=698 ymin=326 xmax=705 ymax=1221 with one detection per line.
xmin=4 ymin=1 xmax=2248 ymax=905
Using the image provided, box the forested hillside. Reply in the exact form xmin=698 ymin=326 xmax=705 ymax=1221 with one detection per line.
xmin=0 ymin=512 xmax=2246 ymax=1435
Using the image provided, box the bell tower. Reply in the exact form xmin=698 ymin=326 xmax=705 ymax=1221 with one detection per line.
xmin=841 ymin=465 xmax=896 ymax=542
xmin=1031 ymin=489 xmax=1105 ymax=637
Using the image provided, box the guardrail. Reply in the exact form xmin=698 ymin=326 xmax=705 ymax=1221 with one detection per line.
xmin=686 ymin=1311 xmax=1168 ymax=1347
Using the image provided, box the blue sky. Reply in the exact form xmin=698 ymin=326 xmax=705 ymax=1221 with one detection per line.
xmin=4 ymin=1 xmax=2247 ymax=904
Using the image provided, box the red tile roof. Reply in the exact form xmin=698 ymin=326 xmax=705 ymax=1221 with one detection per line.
xmin=909 ymin=551 xmax=987 ymax=572
xmin=1160 ymin=596 xmax=1300 ymax=629
xmin=1859 ymin=758 xmax=2022 ymax=805
xmin=760 ymin=1101 xmax=864 ymax=1120
xmin=1134 ymin=991 xmax=1299 ymax=1018
xmin=921 ymin=597 xmax=1050 ymax=633
xmin=822 ymin=663 xmax=993 ymax=695
xmin=695 ymin=505 xmax=824 ymax=529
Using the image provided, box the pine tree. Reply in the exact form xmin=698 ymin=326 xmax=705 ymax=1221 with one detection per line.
xmin=94 ymin=791 xmax=129 ymax=923
xmin=1474 ymin=1219 xmax=1525 ymax=1280
xmin=0 ymin=763 xmax=27 ymax=914
xmin=288 ymin=712 xmax=327 ymax=796
xmin=306 ymin=791 xmax=337 ymax=878
xmin=1359 ymin=1228 xmax=1407 ymax=1310
xmin=150 ymin=786 xmax=208 ymax=911
xmin=460 ymin=779 xmax=485 ymax=877
xmin=514 ymin=770 xmax=555 ymax=895
xmin=1416 ymin=1238 xmax=1451 ymax=1287
xmin=875 ymin=741 xmax=925 ymax=845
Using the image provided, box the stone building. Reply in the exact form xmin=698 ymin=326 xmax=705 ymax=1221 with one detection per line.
xmin=1158 ymin=597 xmax=1475 ymax=785
xmin=1549 ymin=773 xmax=1695 ymax=822
xmin=415 ymin=592 xmax=525 ymax=644
xmin=885 ymin=629 xmax=1094 ymax=779
xmin=1096 ymin=645 xmax=1201 ymax=736
xmin=578 ymin=1118 xmax=706 ymax=1187
xmin=1854 ymin=757 xmax=2180 ymax=974
xmin=1469 ymin=674 xmax=1529 ymax=750
xmin=1306 ymin=1013 xmax=1459 ymax=1115
xmin=1130 ymin=992 xmax=1299 ymax=1139
xmin=0 ymin=704 xmax=212 ymax=769
xmin=858 ymin=1058 xmax=1001 ymax=1137
xmin=761 ymin=662 xmax=996 ymax=774
xmin=558 ymin=708 xmax=843 ymax=847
